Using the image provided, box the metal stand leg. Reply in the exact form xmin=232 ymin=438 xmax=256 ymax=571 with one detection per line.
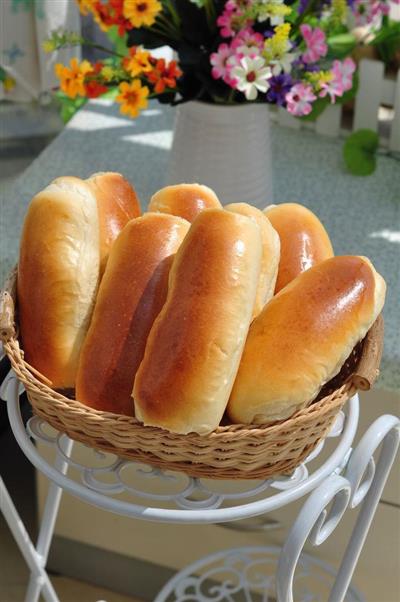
xmin=276 ymin=414 xmax=400 ymax=602
xmin=0 ymin=372 xmax=74 ymax=602
xmin=0 ymin=477 xmax=59 ymax=602
xmin=24 ymin=436 xmax=74 ymax=602
xmin=328 ymin=415 xmax=400 ymax=602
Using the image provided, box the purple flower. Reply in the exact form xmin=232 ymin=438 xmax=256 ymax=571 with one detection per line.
xmin=293 ymin=57 xmax=320 ymax=72
xmin=298 ymin=0 xmax=309 ymax=13
xmin=266 ymin=74 xmax=293 ymax=106
xmin=263 ymin=29 xmax=274 ymax=39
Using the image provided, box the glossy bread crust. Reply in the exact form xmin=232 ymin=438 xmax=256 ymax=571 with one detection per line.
xmin=228 ymin=255 xmax=386 ymax=425
xmin=87 ymin=172 xmax=141 ymax=274
xmin=225 ymin=202 xmax=280 ymax=317
xmin=76 ymin=213 xmax=190 ymax=415
xmin=17 ymin=176 xmax=100 ymax=388
xmin=264 ymin=203 xmax=334 ymax=293
xmin=148 ymin=183 xmax=221 ymax=223
xmin=133 ymin=209 xmax=262 ymax=434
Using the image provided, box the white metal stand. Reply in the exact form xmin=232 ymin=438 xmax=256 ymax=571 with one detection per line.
xmin=1 ymin=370 xmax=399 ymax=602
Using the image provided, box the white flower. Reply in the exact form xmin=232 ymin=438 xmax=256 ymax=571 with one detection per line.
xmin=270 ymin=51 xmax=296 ymax=75
xmin=233 ymin=44 xmax=261 ymax=58
xmin=231 ymin=56 xmax=272 ymax=100
xmin=256 ymin=0 xmax=291 ymax=26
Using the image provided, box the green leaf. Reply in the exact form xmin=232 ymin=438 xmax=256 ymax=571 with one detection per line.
xmin=100 ymin=87 xmax=119 ymax=100
xmin=343 ymin=129 xmax=379 ymax=176
xmin=370 ymin=21 xmax=400 ymax=63
xmin=106 ymin=25 xmax=128 ymax=56
xmin=327 ymin=33 xmax=357 ymax=59
xmin=299 ymin=97 xmax=330 ymax=122
xmin=55 ymin=91 xmax=87 ymax=124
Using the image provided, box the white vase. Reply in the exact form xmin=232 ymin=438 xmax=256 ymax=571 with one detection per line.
xmin=166 ymin=101 xmax=273 ymax=206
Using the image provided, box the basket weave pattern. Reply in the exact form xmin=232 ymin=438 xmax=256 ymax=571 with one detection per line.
xmin=0 ymin=269 xmax=383 ymax=480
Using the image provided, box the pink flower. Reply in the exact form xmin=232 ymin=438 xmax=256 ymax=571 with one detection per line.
xmin=217 ymin=12 xmax=236 ymax=38
xmin=319 ymin=78 xmax=344 ymax=103
xmin=352 ymin=1 xmax=392 ymax=25
xmin=217 ymin=2 xmax=244 ymax=38
xmin=286 ymin=83 xmax=316 ymax=116
xmin=300 ymin=24 xmax=327 ymax=64
xmin=210 ymin=43 xmax=234 ymax=80
xmin=231 ymin=27 xmax=264 ymax=50
xmin=224 ymin=71 xmax=239 ymax=88
xmin=230 ymin=44 xmax=260 ymax=61
xmin=216 ymin=1 xmax=252 ymax=38
xmin=225 ymin=0 xmax=237 ymax=10
xmin=333 ymin=58 xmax=356 ymax=91
xmin=320 ymin=58 xmax=356 ymax=103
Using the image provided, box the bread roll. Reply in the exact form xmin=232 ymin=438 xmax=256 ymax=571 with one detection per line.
xmin=133 ymin=209 xmax=262 ymax=434
xmin=264 ymin=203 xmax=333 ymax=293
xmin=228 ymin=256 xmax=386 ymax=425
xmin=148 ymin=183 xmax=221 ymax=222
xmin=18 ymin=176 xmax=100 ymax=388
xmin=86 ymin=172 xmax=141 ymax=274
xmin=225 ymin=203 xmax=280 ymax=317
xmin=76 ymin=213 xmax=190 ymax=415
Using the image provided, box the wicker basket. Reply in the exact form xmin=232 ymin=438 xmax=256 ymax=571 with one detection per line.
xmin=0 ymin=268 xmax=384 ymax=480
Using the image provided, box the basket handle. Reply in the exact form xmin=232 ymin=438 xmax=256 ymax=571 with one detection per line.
xmin=0 ymin=267 xmax=17 ymax=342
xmin=351 ymin=314 xmax=384 ymax=391
xmin=0 ymin=291 xmax=16 ymax=341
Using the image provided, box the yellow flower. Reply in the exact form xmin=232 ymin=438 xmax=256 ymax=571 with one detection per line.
xmin=101 ymin=65 xmax=115 ymax=81
xmin=123 ymin=0 xmax=162 ymax=28
xmin=54 ymin=57 xmax=92 ymax=98
xmin=332 ymin=0 xmax=347 ymax=24
xmin=42 ymin=39 xmax=56 ymax=53
xmin=123 ymin=48 xmax=152 ymax=77
xmin=116 ymin=80 xmax=149 ymax=118
xmin=76 ymin=0 xmax=97 ymax=16
xmin=77 ymin=0 xmax=109 ymax=30
xmin=258 ymin=3 xmax=291 ymax=25
xmin=306 ymin=70 xmax=333 ymax=91
xmin=264 ymin=23 xmax=291 ymax=61
xmin=3 ymin=76 xmax=16 ymax=91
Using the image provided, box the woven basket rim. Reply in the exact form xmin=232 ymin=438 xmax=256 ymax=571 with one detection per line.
xmin=0 ymin=266 xmax=385 ymax=479
xmin=4 ymin=336 xmax=357 ymax=439
xmin=0 ymin=266 xmax=384 ymax=439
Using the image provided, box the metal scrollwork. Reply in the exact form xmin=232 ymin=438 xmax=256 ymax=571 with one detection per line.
xmin=23 ymin=409 xmax=348 ymax=513
xmin=277 ymin=415 xmax=400 ymax=602
xmin=154 ymin=547 xmax=363 ymax=602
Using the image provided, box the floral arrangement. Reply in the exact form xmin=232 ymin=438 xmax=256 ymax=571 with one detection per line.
xmin=46 ymin=0 xmax=399 ymax=121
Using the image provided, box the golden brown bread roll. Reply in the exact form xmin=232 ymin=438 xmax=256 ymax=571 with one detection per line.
xmin=148 ymin=183 xmax=221 ymax=222
xmin=18 ymin=176 xmax=100 ymax=388
xmin=228 ymin=256 xmax=386 ymax=425
xmin=133 ymin=209 xmax=262 ymax=434
xmin=86 ymin=172 xmax=141 ymax=274
xmin=264 ymin=203 xmax=334 ymax=293
xmin=76 ymin=213 xmax=190 ymax=415
xmin=225 ymin=203 xmax=280 ymax=317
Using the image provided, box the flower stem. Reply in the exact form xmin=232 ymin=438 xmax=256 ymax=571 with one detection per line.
xmin=163 ymin=0 xmax=181 ymax=27
xmin=84 ymin=41 xmax=125 ymax=58
xmin=293 ymin=0 xmax=320 ymax=34
xmin=227 ymin=88 xmax=236 ymax=103
xmin=156 ymin=13 xmax=180 ymax=37
xmin=151 ymin=24 xmax=180 ymax=41
xmin=204 ymin=0 xmax=217 ymax=32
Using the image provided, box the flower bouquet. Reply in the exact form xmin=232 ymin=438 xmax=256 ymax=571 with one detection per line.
xmin=47 ymin=0 xmax=400 ymax=119
xmin=46 ymin=0 xmax=399 ymax=184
